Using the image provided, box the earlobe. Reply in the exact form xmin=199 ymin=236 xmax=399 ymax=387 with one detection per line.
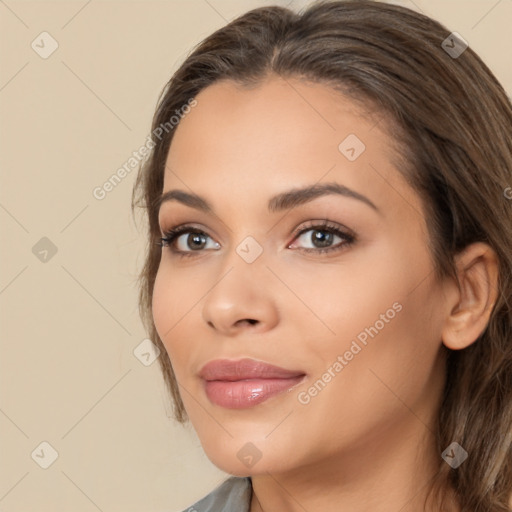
xmin=441 ymin=242 xmax=499 ymax=351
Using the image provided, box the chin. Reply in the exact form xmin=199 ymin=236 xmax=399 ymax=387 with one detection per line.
xmin=200 ymin=436 xmax=296 ymax=477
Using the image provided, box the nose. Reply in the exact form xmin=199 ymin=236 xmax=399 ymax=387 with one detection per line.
xmin=201 ymin=255 xmax=280 ymax=337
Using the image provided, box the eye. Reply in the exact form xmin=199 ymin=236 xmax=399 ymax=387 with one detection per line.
xmin=157 ymin=225 xmax=220 ymax=257
xmin=288 ymin=221 xmax=356 ymax=254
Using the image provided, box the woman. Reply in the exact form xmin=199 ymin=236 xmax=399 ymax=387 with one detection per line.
xmin=131 ymin=1 xmax=512 ymax=510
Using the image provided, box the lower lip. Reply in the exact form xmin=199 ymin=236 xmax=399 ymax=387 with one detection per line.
xmin=204 ymin=377 xmax=305 ymax=409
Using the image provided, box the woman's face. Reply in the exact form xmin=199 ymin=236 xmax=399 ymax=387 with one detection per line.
xmin=153 ymin=76 xmax=451 ymax=476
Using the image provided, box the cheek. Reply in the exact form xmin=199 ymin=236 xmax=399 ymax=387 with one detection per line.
xmin=152 ymin=260 xmax=201 ymax=331
xmin=151 ymin=265 xmax=186 ymax=361
xmin=331 ymin=273 xmax=445 ymax=416
xmin=298 ymin=294 xmax=442 ymax=440
xmin=151 ymin=262 xmax=214 ymax=382
xmin=296 ymin=241 xmax=442 ymax=398
xmin=151 ymin=266 xmax=170 ymax=338
xmin=271 ymin=248 xmax=407 ymax=357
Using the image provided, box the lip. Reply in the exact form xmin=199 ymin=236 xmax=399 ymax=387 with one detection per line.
xmin=199 ymin=358 xmax=306 ymax=409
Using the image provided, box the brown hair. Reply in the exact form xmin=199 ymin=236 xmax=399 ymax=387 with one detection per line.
xmin=131 ymin=1 xmax=512 ymax=510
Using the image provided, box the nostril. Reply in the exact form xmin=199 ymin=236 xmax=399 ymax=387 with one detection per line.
xmin=239 ymin=318 xmax=258 ymax=326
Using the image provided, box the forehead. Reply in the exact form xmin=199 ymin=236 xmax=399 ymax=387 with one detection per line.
xmin=162 ymin=76 xmax=419 ymax=220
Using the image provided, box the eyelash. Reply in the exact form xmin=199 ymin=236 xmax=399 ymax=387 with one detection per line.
xmin=156 ymin=220 xmax=356 ymax=259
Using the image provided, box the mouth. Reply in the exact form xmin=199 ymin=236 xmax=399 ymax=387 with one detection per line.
xmin=199 ymin=358 xmax=306 ymax=409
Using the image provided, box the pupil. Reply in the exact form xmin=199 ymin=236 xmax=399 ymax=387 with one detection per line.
xmin=189 ymin=233 xmax=206 ymax=249
xmin=313 ymin=230 xmax=332 ymax=248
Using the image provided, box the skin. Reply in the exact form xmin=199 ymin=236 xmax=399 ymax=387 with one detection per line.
xmin=152 ymin=76 xmax=498 ymax=512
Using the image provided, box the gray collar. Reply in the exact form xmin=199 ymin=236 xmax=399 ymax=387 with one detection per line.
xmin=181 ymin=476 xmax=252 ymax=512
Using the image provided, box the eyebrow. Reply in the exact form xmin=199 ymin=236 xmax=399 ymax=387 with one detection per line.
xmin=156 ymin=181 xmax=379 ymax=215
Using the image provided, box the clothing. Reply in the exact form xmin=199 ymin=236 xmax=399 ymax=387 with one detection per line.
xmin=180 ymin=476 xmax=252 ymax=512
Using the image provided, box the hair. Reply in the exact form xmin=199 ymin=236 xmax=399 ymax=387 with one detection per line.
xmin=131 ymin=1 xmax=512 ymax=510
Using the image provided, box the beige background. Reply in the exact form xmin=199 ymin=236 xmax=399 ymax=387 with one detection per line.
xmin=0 ymin=1 xmax=510 ymax=511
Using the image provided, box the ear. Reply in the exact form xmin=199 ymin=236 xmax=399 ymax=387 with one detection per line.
xmin=441 ymin=242 xmax=499 ymax=351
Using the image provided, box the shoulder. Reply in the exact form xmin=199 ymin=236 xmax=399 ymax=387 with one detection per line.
xmin=179 ymin=476 xmax=252 ymax=512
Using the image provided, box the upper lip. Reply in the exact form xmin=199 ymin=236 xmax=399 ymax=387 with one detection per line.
xmin=199 ymin=358 xmax=306 ymax=381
